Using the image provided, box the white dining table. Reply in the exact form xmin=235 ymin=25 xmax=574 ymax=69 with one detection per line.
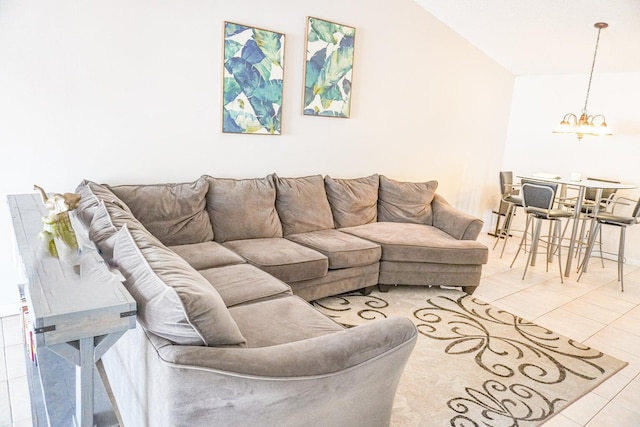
xmin=517 ymin=174 xmax=637 ymax=277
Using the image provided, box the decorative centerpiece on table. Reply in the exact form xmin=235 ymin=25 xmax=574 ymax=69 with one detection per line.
xmin=34 ymin=185 xmax=81 ymax=259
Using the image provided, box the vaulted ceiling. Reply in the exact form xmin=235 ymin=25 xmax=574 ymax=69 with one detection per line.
xmin=414 ymin=0 xmax=640 ymax=75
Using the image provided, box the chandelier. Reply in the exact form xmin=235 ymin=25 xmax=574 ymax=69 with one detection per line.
xmin=553 ymin=22 xmax=612 ymax=140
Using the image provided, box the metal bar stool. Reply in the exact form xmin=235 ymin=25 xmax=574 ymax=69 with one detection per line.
xmin=510 ymin=181 xmax=573 ymax=283
xmin=493 ymin=171 xmax=525 ymax=258
xmin=578 ymin=196 xmax=640 ymax=291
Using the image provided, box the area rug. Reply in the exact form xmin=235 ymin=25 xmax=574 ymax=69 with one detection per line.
xmin=312 ymin=286 xmax=628 ymax=427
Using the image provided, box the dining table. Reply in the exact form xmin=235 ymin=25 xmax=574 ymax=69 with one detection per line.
xmin=516 ymin=174 xmax=637 ymax=277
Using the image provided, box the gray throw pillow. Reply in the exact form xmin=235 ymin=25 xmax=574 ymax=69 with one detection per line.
xmin=89 ymin=199 xmax=151 ymax=259
xmin=88 ymin=200 xmax=118 ymax=259
xmin=206 ymin=175 xmax=282 ymax=243
xmin=109 ymin=177 xmax=214 ymax=246
xmin=325 ymin=174 xmax=379 ymax=228
xmin=75 ymin=180 xmax=132 ymax=226
xmin=378 ymin=175 xmax=438 ymax=225
xmin=274 ymin=174 xmax=335 ymax=235
xmin=113 ymin=224 xmax=246 ymax=347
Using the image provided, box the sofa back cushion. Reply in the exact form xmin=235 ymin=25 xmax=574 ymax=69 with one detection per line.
xmin=109 ymin=177 xmax=213 ymax=246
xmin=75 ymin=180 xmax=132 ymax=226
xmin=274 ymin=174 xmax=335 ymax=235
xmin=113 ymin=224 xmax=246 ymax=347
xmin=377 ymin=176 xmax=438 ymax=225
xmin=206 ymin=175 xmax=282 ymax=243
xmin=325 ymin=174 xmax=379 ymax=228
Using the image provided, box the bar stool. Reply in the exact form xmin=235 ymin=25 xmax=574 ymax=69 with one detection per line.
xmin=493 ymin=171 xmax=524 ymax=258
xmin=511 ymin=181 xmax=572 ymax=283
xmin=558 ymin=177 xmax=620 ymax=265
xmin=578 ymin=196 xmax=640 ymax=291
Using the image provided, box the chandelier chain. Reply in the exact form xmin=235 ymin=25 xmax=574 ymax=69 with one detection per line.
xmin=582 ymin=26 xmax=603 ymax=114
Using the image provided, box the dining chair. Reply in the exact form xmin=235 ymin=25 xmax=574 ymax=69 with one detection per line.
xmin=493 ymin=171 xmax=524 ymax=258
xmin=577 ymin=196 xmax=640 ymax=291
xmin=510 ymin=181 xmax=572 ymax=283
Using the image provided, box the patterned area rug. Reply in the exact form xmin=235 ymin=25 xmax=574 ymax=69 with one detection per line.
xmin=312 ymin=286 xmax=627 ymax=427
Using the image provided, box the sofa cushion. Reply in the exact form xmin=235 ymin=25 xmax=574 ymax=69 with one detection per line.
xmin=205 ymin=175 xmax=282 ymax=243
xmin=223 ymin=238 xmax=328 ymax=283
xmin=274 ymin=174 xmax=335 ymax=235
xmin=75 ymin=180 xmax=132 ymax=226
xmin=228 ymin=295 xmax=343 ymax=348
xmin=378 ymin=175 xmax=438 ymax=225
xmin=168 ymin=241 xmax=246 ymax=270
xmin=287 ymin=229 xmax=381 ymax=270
xmin=113 ymin=224 xmax=246 ymax=347
xmin=341 ymin=222 xmax=488 ymax=265
xmin=198 ymin=264 xmax=292 ymax=307
xmin=325 ymin=174 xmax=379 ymax=228
xmin=109 ymin=177 xmax=213 ymax=246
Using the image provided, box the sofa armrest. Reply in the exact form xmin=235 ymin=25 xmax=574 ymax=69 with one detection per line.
xmin=432 ymin=194 xmax=483 ymax=240
xmin=157 ymin=316 xmax=417 ymax=377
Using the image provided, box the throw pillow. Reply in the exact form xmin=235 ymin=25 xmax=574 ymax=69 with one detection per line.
xmin=113 ymin=224 xmax=246 ymax=347
xmin=324 ymin=174 xmax=379 ymax=228
xmin=274 ymin=174 xmax=335 ymax=235
xmin=205 ymin=174 xmax=282 ymax=243
xmin=378 ymin=175 xmax=438 ymax=225
xmin=109 ymin=176 xmax=214 ymax=246
xmin=75 ymin=180 xmax=132 ymax=226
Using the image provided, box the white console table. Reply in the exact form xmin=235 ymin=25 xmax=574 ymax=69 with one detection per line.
xmin=8 ymin=193 xmax=136 ymax=427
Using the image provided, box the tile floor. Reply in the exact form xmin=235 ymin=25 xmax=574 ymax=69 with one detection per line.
xmin=1 ymin=314 xmax=32 ymax=427
xmin=1 ymin=232 xmax=639 ymax=426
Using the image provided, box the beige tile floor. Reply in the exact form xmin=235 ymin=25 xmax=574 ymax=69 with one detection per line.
xmin=476 ymin=233 xmax=640 ymax=426
xmin=0 ymin=314 xmax=32 ymax=427
xmin=1 ymin=232 xmax=639 ymax=426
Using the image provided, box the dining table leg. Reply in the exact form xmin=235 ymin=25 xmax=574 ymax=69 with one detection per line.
xmin=564 ymin=186 xmax=586 ymax=277
xmin=580 ymin=188 xmax=604 ymax=274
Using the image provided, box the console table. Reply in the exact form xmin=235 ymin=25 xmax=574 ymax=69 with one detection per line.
xmin=8 ymin=193 xmax=136 ymax=427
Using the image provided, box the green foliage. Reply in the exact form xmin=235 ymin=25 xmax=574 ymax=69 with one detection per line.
xmin=225 ymin=22 xmax=249 ymax=38
xmin=253 ymin=29 xmax=283 ymax=68
xmin=309 ymin=18 xmax=355 ymax=44
xmin=313 ymin=47 xmax=353 ymax=96
xmin=224 ymin=40 xmax=242 ymax=61
xmin=223 ymin=77 xmax=241 ymax=105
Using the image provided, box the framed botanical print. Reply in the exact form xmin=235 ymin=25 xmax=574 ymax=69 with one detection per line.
xmin=302 ymin=17 xmax=356 ymax=118
xmin=222 ymin=22 xmax=285 ymax=134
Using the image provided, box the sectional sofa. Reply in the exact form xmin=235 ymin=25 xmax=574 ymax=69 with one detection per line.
xmin=74 ymin=173 xmax=487 ymax=426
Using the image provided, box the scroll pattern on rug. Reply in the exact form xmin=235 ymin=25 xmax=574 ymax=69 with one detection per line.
xmin=312 ymin=290 xmax=627 ymax=427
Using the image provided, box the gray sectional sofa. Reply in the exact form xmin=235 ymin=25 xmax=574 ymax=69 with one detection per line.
xmin=74 ymin=173 xmax=488 ymax=426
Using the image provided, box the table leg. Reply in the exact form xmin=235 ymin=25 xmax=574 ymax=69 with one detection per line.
xmin=581 ymin=188 xmax=604 ymax=274
xmin=564 ymin=187 xmax=586 ymax=277
xmin=75 ymin=337 xmax=95 ymax=427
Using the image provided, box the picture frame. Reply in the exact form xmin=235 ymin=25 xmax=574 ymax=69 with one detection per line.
xmin=222 ymin=21 xmax=285 ymax=135
xmin=302 ymin=17 xmax=356 ymax=118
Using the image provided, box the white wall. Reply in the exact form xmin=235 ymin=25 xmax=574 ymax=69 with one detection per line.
xmin=503 ymin=72 xmax=640 ymax=264
xmin=0 ymin=0 xmax=514 ymax=310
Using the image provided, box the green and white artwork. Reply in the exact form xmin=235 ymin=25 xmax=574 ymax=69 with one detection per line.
xmin=223 ymin=22 xmax=285 ymax=135
xmin=303 ymin=17 xmax=356 ymax=118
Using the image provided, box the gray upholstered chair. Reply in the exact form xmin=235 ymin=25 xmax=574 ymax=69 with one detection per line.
xmin=493 ymin=171 xmax=524 ymax=258
xmin=578 ymin=196 xmax=640 ymax=291
xmin=510 ymin=181 xmax=572 ymax=283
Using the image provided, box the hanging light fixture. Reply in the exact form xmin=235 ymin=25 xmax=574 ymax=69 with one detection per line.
xmin=553 ymin=22 xmax=612 ymax=140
